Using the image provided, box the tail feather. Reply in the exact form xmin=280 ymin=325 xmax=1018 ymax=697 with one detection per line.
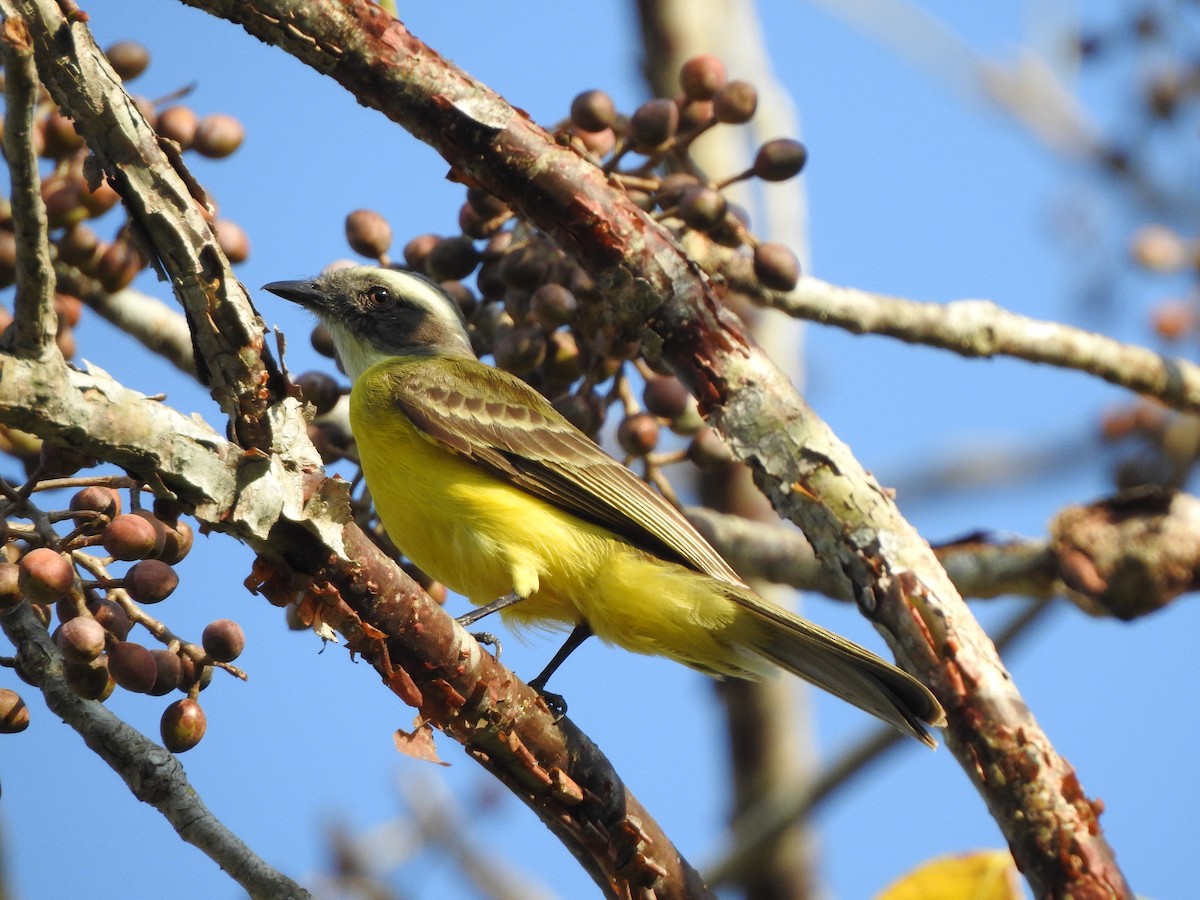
xmin=732 ymin=589 xmax=946 ymax=747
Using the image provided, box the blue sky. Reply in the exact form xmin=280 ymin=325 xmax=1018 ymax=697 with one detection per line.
xmin=3 ymin=2 xmax=1197 ymax=898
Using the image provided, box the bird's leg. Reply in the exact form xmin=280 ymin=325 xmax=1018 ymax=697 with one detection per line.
xmin=529 ymin=622 xmax=593 ymax=719
xmin=456 ymin=589 xmax=525 ymax=627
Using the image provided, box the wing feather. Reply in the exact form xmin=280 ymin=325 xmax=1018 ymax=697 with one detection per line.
xmin=389 ymin=358 xmax=743 ymax=584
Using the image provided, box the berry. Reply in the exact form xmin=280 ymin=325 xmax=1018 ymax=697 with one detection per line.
xmin=105 ymin=41 xmax=150 ymax=81
xmin=752 ymin=139 xmax=807 ymax=182
xmin=678 ymin=186 xmax=728 ymax=232
xmin=345 ymin=209 xmax=392 ymax=259
xmin=530 ymin=283 xmax=577 ymax=328
xmin=65 ymin=659 xmax=114 ymax=701
xmin=156 ymin=105 xmax=199 ymax=149
xmin=160 ymin=699 xmax=206 ymax=753
xmin=425 ymin=236 xmax=481 ymax=282
xmin=402 ymin=233 xmax=439 ymax=271
xmin=294 ymin=370 xmax=342 ymax=416
xmin=88 ymin=596 xmax=131 ymax=641
xmin=214 ymin=219 xmax=250 ymax=264
xmin=680 ymin=55 xmax=727 ymax=101
xmin=202 ymin=619 xmax=245 ymax=662
xmin=0 ymin=562 xmax=23 ymax=610
xmin=713 ymin=80 xmax=758 ymax=124
xmin=0 ymin=689 xmax=29 ymax=734
xmin=148 ymin=650 xmax=183 ymax=696
xmin=124 ymin=560 xmax=179 ymax=604
xmin=102 ymin=513 xmax=159 ymax=560
xmin=108 ymin=641 xmax=158 ymax=693
xmin=492 ymin=327 xmax=547 ymax=375
xmin=629 ymin=99 xmax=678 ymax=152
xmin=644 ymin=376 xmax=691 ymax=420
xmin=70 ymin=486 xmax=121 ymax=533
xmin=193 ymin=114 xmax=245 ymax=159
xmin=753 ymin=242 xmax=801 ymax=291
xmin=570 ymin=90 xmax=617 ymax=133
xmin=18 ymin=548 xmax=75 ymax=604
xmin=58 ymin=616 xmax=106 ymax=661
xmin=617 ymin=413 xmax=660 ymax=456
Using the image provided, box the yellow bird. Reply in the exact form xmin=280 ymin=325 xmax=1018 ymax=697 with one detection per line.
xmin=266 ymin=267 xmax=945 ymax=745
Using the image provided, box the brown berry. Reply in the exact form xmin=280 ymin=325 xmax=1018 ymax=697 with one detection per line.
xmin=88 ymin=596 xmax=131 ymax=641
xmin=70 ymin=486 xmax=121 ymax=533
xmin=105 ymin=41 xmax=150 ymax=81
xmin=18 ymin=548 xmax=75 ymax=604
xmin=65 ymin=658 xmax=114 ymax=701
xmin=643 ymin=376 xmax=691 ymax=420
xmin=492 ymin=327 xmax=547 ymax=375
xmin=1152 ymin=301 xmax=1194 ymax=340
xmin=499 ymin=244 xmax=551 ymax=290
xmin=570 ymin=90 xmax=617 ymax=133
xmin=425 ymin=236 xmax=481 ymax=282
xmin=42 ymin=110 xmax=85 ymax=158
xmin=1131 ymin=225 xmax=1188 ymax=273
xmin=752 ymin=138 xmax=807 ymax=182
xmin=102 ymin=514 xmax=159 ymax=561
xmin=439 ymin=280 xmax=479 ymax=319
xmin=753 ymin=242 xmax=801 ymax=291
xmin=124 ymin=559 xmax=178 ymax=604
xmin=294 ymin=370 xmax=342 ymax=416
xmin=466 ymin=186 xmax=508 ymax=219
xmin=310 ymin=322 xmax=336 ymax=358
xmin=148 ymin=650 xmax=183 ymax=696
xmin=617 ymin=413 xmax=660 ymax=456
xmin=680 ymin=55 xmax=728 ymax=102
xmin=678 ymin=186 xmax=728 ymax=232
xmin=156 ymin=105 xmax=199 ymax=149
xmin=214 ymin=219 xmax=250 ymax=264
xmin=0 ymin=562 xmax=22 ymax=610
xmin=57 ymin=224 xmax=101 ymax=270
xmin=0 ymin=230 xmax=16 ymax=288
xmin=629 ymin=98 xmax=679 ymax=152
xmin=553 ymin=392 xmax=603 ymax=437
xmin=345 ymin=209 xmax=392 ymax=259
xmin=177 ymin=656 xmax=213 ymax=692
xmin=95 ymin=241 xmax=143 ymax=293
xmin=202 ymin=619 xmax=245 ymax=663
xmin=108 ymin=641 xmax=158 ymax=693
xmin=58 ymin=616 xmax=106 ymax=661
xmin=402 ymin=233 xmax=440 ymax=271
xmin=530 ymin=283 xmax=577 ymax=328
xmin=193 ymin=114 xmax=245 ymax=159
xmin=0 ymin=689 xmax=29 ymax=734
xmin=713 ymin=80 xmax=758 ymax=124
xmin=160 ymin=698 xmax=206 ymax=752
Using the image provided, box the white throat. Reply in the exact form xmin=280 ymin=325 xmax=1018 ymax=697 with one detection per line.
xmin=326 ymin=320 xmax=392 ymax=384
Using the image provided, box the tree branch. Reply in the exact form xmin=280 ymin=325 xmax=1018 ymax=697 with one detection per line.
xmin=6 ymin=0 xmax=281 ymax=449
xmin=1 ymin=13 xmax=57 ymax=358
xmin=0 ymin=603 xmax=313 ymax=899
xmin=164 ymin=2 xmax=1131 ymax=893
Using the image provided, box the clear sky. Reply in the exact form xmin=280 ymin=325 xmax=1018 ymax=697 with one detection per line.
xmin=4 ymin=2 xmax=1197 ymax=898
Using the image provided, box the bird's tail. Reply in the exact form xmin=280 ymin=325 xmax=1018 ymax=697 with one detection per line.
xmin=731 ymin=587 xmax=946 ymax=747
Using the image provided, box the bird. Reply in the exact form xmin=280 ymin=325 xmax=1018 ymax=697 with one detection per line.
xmin=265 ymin=266 xmax=946 ymax=746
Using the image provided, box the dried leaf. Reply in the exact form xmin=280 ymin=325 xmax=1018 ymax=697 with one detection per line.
xmin=394 ymin=720 xmax=449 ymax=766
xmin=875 ymin=850 xmax=1022 ymax=900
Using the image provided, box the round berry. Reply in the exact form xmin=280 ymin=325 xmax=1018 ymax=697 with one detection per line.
xmin=148 ymin=650 xmax=183 ymax=696
xmin=345 ymin=209 xmax=392 ymax=259
xmin=160 ymin=699 xmax=206 ymax=753
xmin=629 ymin=99 xmax=678 ymax=152
xmin=18 ymin=548 xmax=75 ymax=604
xmin=124 ymin=559 xmax=179 ymax=604
xmin=202 ymin=619 xmax=245 ymax=663
xmin=713 ymin=80 xmax=758 ymax=124
xmin=753 ymin=242 xmax=801 ymax=292
xmin=294 ymin=370 xmax=342 ymax=416
xmin=680 ymin=55 xmax=728 ymax=101
xmin=617 ymin=412 xmax=660 ymax=456
xmin=58 ymin=616 xmax=107 ymax=662
xmin=752 ymin=138 xmax=808 ymax=182
xmin=193 ymin=114 xmax=245 ymax=159
xmin=156 ymin=105 xmax=199 ymax=149
xmin=425 ymin=236 xmax=481 ymax=282
xmin=102 ymin=513 xmax=159 ymax=561
xmin=108 ymin=641 xmax=158 ymax=693
xmin=0 ymin=689 xmax=29 ymax=734
xmin=570 ymin=90 xmax=617 ymax=133
xmin=105 ymin=41 xmax=150 ymax=81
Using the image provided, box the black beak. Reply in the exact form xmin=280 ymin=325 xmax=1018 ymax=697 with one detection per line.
xmin=262 ymin=279 xmax=325 ymax=311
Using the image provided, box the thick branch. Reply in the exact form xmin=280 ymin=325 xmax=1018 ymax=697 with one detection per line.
xmin=0 ymin=604 xmax=312 ymax=900
xmin=1 ymin=13 xmax=57 ymax=358
xmin=166 ymin=2 xmax=1131 ymax=894
xmin=7 ymin=0 xmax=280 ymax=449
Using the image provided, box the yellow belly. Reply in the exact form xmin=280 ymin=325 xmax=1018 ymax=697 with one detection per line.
xmin=349 ymin=363 xmax=765 ymax=677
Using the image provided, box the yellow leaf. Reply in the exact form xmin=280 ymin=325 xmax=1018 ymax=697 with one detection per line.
xmin=876 ymin=850 xmax=1023 ymax=900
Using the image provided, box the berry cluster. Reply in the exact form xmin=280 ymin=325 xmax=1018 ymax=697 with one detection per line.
xmin=0 ymin=461 xmax=244 ymax=753
xmin=0 ymin=39 xmax=248 ymax=361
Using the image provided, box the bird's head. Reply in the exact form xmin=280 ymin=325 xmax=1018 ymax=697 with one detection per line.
xmin=264 ymin=266 xmax=474 ymax=382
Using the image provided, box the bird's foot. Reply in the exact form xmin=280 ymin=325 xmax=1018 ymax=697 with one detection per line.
xmin=469 ymin=631 xmax=503 ymax=660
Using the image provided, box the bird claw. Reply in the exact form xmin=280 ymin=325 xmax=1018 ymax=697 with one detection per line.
xmin=532 ymin=684 xmax=568 ymax=722
xmin=469 ymin=630 xmax=503 ymax=660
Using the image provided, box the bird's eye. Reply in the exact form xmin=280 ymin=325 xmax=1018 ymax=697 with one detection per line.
xmin=364 ymin=286 xmax=392 ymax=307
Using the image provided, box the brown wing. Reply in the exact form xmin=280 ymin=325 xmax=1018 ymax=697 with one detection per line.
xmin=386 ymin=356 xmax=743 ymax=584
